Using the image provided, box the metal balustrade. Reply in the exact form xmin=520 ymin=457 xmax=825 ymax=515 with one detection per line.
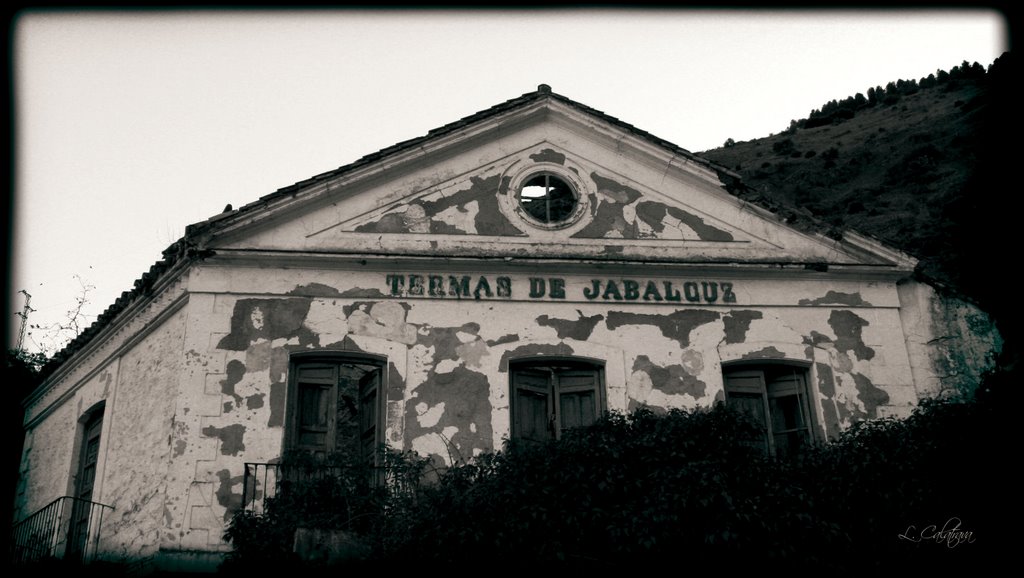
xmin=9 ymin=496 xmax=113 ymax=565
xmin=242 ymin=461 xmax=417 ymax=515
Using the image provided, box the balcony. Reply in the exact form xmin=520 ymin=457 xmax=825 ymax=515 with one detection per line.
xmin=9 ymin=496 xmax=113 ymax=566
xmin=241 ymin=459 xmax=422 ymax=515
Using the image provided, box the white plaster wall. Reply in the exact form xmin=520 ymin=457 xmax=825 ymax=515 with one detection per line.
xmin=95 ymin=307 xmax=186 ymax=562
xmin=51 ymin=260 xmax=997 ymax=567
xmin=172 ymin=263 xmax=932 ymax=490
xmin=13 ymin=361 xmax=118 ymax=523
xmin=14 ymin=404 xmax=75 ymax=521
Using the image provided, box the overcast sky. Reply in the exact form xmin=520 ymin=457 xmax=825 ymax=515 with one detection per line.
xmin=8 ymin=8 xmax=1009 ymax=355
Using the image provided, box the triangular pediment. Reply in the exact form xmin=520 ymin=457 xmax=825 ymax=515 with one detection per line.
xmin=199 ymin=92 xmax=914 ymax=272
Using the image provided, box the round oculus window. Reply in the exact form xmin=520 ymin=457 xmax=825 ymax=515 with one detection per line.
xmin=518 ymin=173 xmax=578 ymax=225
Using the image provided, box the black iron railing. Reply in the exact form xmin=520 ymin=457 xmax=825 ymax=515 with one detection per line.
xmin=9 ymin=496 xmax=113 ymax=565
xmin=242 ymin=461 xmax=418 ymax=514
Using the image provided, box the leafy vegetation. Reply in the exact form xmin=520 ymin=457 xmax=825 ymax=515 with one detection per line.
xmin=220 ymin=448 xmax=430 ymax=573
xmin=222 ymin=363 xmax=1015 ymax=572
xmin=4 ymin=349 xmax=50 ymax=547
xmin=700 ymin=53 xmax=1017 ymax=358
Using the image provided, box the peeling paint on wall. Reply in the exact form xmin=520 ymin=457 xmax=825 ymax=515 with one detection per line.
xmin=215 ymin=470 xmax=243 ymax=521
xmin=220 ymin=360 xmax=246 ymax=405
xmin=536 ymin=311 xmax=604 ymax=341
xmin=832 ymin=372 xmax=887 ymax=424
xmin=605 ymin=310 xmax=720 ymax=348
xmin=486 ymin=333 xmax=520 ymax=347
xmin=404 ymin=365 xmax=492 ymax=462
xmin=572 ymin=173 xmax=732 ymax=241
xmin=417 ymin=322 xmax=481 ymax=364
xmin=722 ymin=310 xmax=763 ymax=344
xmin=243 ymin=341 xmax=272 ymax=372
xmin=820 ymin=401 xmax=841 ymax=439
xmin=455 ymin=339 xmax=490 ymax=369
xmin=799 ymin=291 xmax=872 ymax=307
xmin=340 ymin=287 xmax=388 ymax=298
xmin=346 ymin=302 xmax=418 ymax=345
xmin=217 ymin=298 xmax=316 ymax=351
xmin=498 ymin=342 xmax=576 ymax=370
xmin=386 ymin=361 xmax=405 ymax=398
xmin=591 ymin=173 xmax=643 ymax=204
xmin=828 ymin=310 xmax=876 ymax=361
xmin=268 ymin=346 xmax=292 ymax=388
xmin=286 ymin=283 xmax=388 ymax=299
xmin=396 ymin=321 xmax=502 ymax=461
xmin=853 ymin=373 xmax=889 ymax=417
xmin=740 ymin=346 xmax=788 ymax=360
xmin=246 ymin=393 xmax=265 ymax=409
xmin=573 ymin=173 xmax=642 ymax=239
xmin=835 ymin=397 xmax=856 ymax=423
xmin=201 ymin=424 xmax=246 ymax=456
xmin=805 ymin=331 xmax=832 ymax=348
xmin=287 ymin=283 xmax=343 ymax=297
xmin=355 ymin=175 xmax=526 ymax=236
xmin=358 ymin=213 xmax=408 ymax=234
xmin=529 ymin=148 xmax=566 ymax=165
xmin=635 ymin=201 xmax=734 ymax=241
xmin=815 ymin=362 xmax=841 ymax=439
xmin=632 ymin=355 xmax=706 ymax=398
xmin=268 ymin=381 xmax=286 ymax=428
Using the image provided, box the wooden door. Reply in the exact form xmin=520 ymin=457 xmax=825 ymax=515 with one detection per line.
xmin=67 ymin=411 xmax=103 ymax=560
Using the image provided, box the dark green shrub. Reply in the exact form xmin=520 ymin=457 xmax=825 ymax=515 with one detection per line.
xmin=772 ymin=138 xmax=796 ymax=155
xmin=223 ymin=365 xmax=1014 ymax=573
xmin=221 ymin=447 xmax=428 ymax=572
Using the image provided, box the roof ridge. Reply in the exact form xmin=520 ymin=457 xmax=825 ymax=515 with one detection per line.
xmin=31 ymin=84 xmax=883 ymax=379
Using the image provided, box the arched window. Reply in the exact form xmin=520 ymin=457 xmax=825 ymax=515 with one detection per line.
xmin=722 ymin=363 xmax=814 ymax=457
xmin=510 ymin=359 xmax=605 ymax=442
xmin=286 ymin=354 xmax=385 ymax=466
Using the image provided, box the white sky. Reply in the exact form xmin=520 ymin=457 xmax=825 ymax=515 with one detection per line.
xmin=8 ymin=8 xmax=1009 ymax=355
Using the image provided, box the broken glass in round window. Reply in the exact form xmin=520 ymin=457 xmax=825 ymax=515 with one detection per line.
xmin=519 ymin=174 xmax=578 ymax=224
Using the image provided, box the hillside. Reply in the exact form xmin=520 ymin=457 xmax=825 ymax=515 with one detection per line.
xmin=698 ymin=53 xmax=1016 ymax=353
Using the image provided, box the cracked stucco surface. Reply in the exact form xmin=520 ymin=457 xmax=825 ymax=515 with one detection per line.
xmin=19 ymin=271 xmax=996 ymax=565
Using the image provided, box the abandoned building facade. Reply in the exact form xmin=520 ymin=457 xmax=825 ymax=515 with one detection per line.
xmin=12 ymin=85 xmax=1001 ymax=571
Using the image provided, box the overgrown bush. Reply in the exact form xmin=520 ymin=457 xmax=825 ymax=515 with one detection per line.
xmin=384 ymin=405 xmax=776 ymax=567
xmin=772 ymin=138 xmax=796 ymax=155
xmin=223 ymin=366 xmax=1014 ymax=572
xmin=220 ymin=448 xmax=429 ymax=573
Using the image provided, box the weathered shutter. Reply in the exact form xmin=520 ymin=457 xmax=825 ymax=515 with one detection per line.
xmin=723 ymin=370 xmax=771 ymax=454
xmin=555 ymin=368 xmax=600 ymax=433
xmin=766 ymin=371 xmax=812 ymax=457
xmin=295 ymin=364 xmax=338 ymax=457
xmin=358 ymin=367 xmax=381 ymax=465
xmin=514 ymin=368 xmax=552 ymax=442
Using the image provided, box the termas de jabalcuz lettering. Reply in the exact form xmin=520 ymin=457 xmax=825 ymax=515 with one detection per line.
xmin=385 ymin=274 xmax=737 ymax=304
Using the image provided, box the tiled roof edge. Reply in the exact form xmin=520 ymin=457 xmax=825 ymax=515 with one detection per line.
xmin=34 ymin=84 xmax=906 ymax=378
